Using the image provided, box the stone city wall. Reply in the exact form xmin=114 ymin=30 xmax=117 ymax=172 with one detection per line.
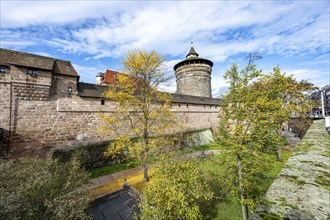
xmin=9 ymin=66 xmax=52 ymax=86
xmin=5 ymin=95 xmax=220 ymax=157
xmin=0 ymin=83 xmax=11 ymax=131
xmin=1 ymin=66 xmax=52 ymax=155
xmin=50 ymin=75 xmax=78 ymax=99
xmin=250 ymin=119 xmax=330 ymax=220
xmin=0 ymin=82 xmax=11 ymax=154
xmin=1 ymin=63 xmax=220 ymax=157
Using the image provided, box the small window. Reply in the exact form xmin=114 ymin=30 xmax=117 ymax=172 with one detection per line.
xmin=0 ymin=66 xmax=6 ymax=74
xmin=27 ymin=68 xmax=37 ymax=77
xmin=101 ymin=100 xmax=105 ymax=105
xmin=113 ymin=74 xmax=117 ymax=78
xmin=115 ymin=79 xmax=119 ymax=83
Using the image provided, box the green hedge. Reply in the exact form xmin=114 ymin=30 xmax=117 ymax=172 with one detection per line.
xmin=52 ymin=141 xmax=126 ymax=170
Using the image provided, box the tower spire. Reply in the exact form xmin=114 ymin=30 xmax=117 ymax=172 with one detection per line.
xmin=186 ymin=46 xmax=199 ymax=58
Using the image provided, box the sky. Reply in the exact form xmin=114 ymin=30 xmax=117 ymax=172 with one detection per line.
xmin=1 ymin=0 xmax=329 ymax=97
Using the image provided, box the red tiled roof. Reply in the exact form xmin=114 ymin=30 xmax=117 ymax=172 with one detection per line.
xmin=102 ymin=69 xmax=123 ymax=84
xmin=102 ymin=69 xmax=134 ymax=84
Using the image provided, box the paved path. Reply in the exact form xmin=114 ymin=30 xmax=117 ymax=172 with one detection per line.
xmin=89 ymin=166 xmax=143 ymax=190
xmin=89 ymin=135 xmax=299 ymax=194
xmin=282 ymin=130 xmax=301 ymax=150
xmin=89 ymin=150 xmax=221 ymax=193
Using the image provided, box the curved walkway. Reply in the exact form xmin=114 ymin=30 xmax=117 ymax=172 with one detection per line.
xmin=88 ymin=150 xmax=221 ymax=198
xmin=89 ymin=132 xmax=300 ymax=199
xmin=282 ymin=130 xmax=301 ymax=150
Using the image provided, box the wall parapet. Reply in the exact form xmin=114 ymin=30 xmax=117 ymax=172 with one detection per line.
xmin=250 ymin=119 xmax=330 ymax=220
xmin=56 ymin=95 xmax=221 ymax=113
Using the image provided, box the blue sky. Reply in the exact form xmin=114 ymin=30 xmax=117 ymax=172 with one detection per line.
xmin=1 ymin=1 xmax=329 ymax=97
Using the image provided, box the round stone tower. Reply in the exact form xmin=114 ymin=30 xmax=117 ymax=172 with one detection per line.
xmin=174 ymin=47 xmax=213 ymax=98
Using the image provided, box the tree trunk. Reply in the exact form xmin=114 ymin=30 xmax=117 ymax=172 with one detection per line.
xmin=277 ymin=147 xmax=283 ymax=162
xmin=238 ymin=156 xmax=249 ymax=220
xmin=143 ymin=165 xmax=149 ymax=182
xmin=276 ymin=128 xmax=283 ymax=162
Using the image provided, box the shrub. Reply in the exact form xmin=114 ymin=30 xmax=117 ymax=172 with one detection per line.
xmin=0 ymin=156 xmax=91 ymax=219
xmin=138 ymin=158 xmax=212 ymax=219
xmin=52 ymin=141 xmax=127 ymax=170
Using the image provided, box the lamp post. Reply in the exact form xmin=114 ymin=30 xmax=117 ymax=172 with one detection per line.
xmin=320 ymin=90 xmax=325 ymax=118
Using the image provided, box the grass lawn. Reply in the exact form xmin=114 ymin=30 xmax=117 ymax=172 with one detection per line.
xmin=89 ymin=162 xmax=136 ymax=179
xmin=88 ymin=142 xmax=292 ymax=219
xmin=198 ymin=150 xmax=292 ymax=220
xmin=89 ymin=167 xmax=154 ymax=199
xmin=89 ymin=144 xmax=216 ymax=179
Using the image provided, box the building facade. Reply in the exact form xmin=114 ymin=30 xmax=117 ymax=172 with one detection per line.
xmin=0 ymin=48 xmax=221 ymax=157
xmin=96 ymin=69 xmax=129 ymax=85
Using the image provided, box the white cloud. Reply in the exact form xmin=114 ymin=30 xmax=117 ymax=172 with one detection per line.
xmin=158 ymin=80 xmax=176 ymax=94
xmin=0 ymin=1 xmax=136 ymax=28
xmin=33 ymin=51 xmax=53 ymax=57
xmin=1 ymin=1 xmax=329 ymax=89
xmin=282 ymin=68 xmax=329 ymax=88
xmin=0 ymin=40 xmax=35 ymax=48
xmin=2 ymin=1 xmax=328 ymax=60
xmin=164 ymin=59 xmax=181 ymax=71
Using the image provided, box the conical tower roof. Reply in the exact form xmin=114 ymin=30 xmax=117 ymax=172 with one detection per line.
xmin=174 ymin=47 xmax=213 ymax=71
xmin=186 ymin=47 xmax=199 ymax=58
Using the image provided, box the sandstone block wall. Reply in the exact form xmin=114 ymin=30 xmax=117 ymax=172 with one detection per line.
xmin=3 ymin=93 xmax=219 ymax=156
xmin=1 ymin=62 xmax=220 ymax=157
xmin=12 ymin=100 xmax=107 ymax=156
xmin=0 ymin=82 xmax=11 ymax=131
xmin=12 ymin=83 xmax=50 ymax=101
xmin=0 ymin=82 xmax=11 ymax=154
xmin=51 ymin=75 xmax=77 ymax=99
xmin=251 ymin=119 xmax=330 ymax=220
xmin=10 ymin=66 xmax=52 ymax=86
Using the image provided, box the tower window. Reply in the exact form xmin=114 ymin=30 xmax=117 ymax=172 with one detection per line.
xmin=27 ymin=68 xmax=37 ymax=77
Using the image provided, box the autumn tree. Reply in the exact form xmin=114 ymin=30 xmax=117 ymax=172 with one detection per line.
xmin=252 ymin=67 xmax=315 ymax=160
xmin=0 ymin=156 xmax=90 ymax=219
xmin=215 ymin=59 xmax=315 ymax=219
xmin=215 ymin=62 xmax=275 ymax=220
xmin=101 ymin=49 xmax=177 ymax=182
xmin=138 ymin=157 xmax=212 ymax=220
